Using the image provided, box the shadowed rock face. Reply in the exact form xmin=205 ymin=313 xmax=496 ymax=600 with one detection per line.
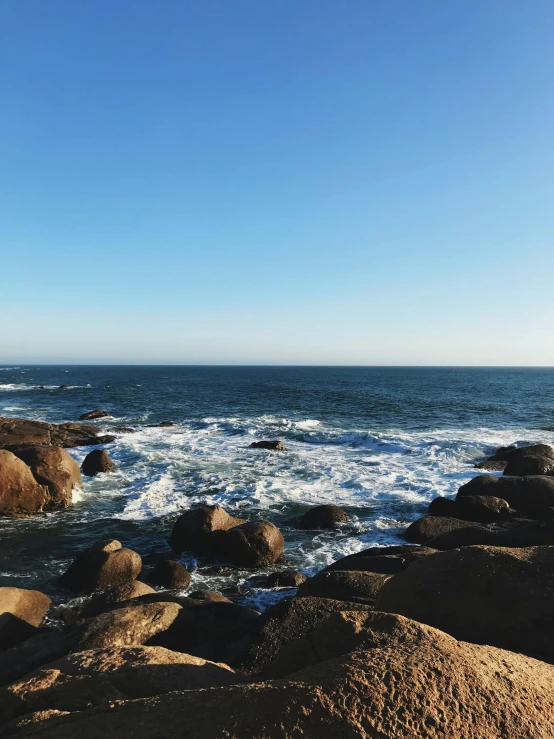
xmin=503 ymin=455 xmax=554 ymax=476
xmin=0 ymin=587 xmax=51 ymax=650
xmin=80 ymin=450 xmax=115 ymax=477
xmin=4 ymin=613 xmax=554 ymax=739
xmin=59 ymin=540 xmax=142 ymax=594
xmin=169 ymin=505 xmax=245 ymax=555
xmin=78 ymin=410 xmax=111 ymax=421
xmin=0 ymin=450 xmax=49 ymax=516
xmin=13 ymin=447 xmax=81 ymax=508
xmin=298 ymin=505 xmax=349 ymax=530
xmin=376 ymin=544 xmax=554 ymax=659
xmin=457 ymin=474 xmax=554 ymax=517
xmin=0 ymin=416 xmax=114 ymax=451
xmin=296 ymin=570 xmax=389 ymax=605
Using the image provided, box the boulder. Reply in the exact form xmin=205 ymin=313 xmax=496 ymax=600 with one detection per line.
xmin=503 ymin=455 xmax=554 ymax=476
xmin=145 ymin=561 xmax=191 ymax=590
xmin=59 ymin=540 xmax=142 ymax=594
xmin=0 ymin=631 xmax=75 ymax=688
xmin=73 ymin=602 xmax=182 ymax=651
xmin=112 ymin=426 xmax=136 ymax=434
xmin=78 ymin=410 xmax=111 ymax=421
xmin=427 ymin=496 xmax=458 ymax=516
xmin=218 ymin=521 xmax=284 ymax=567
xmin=13 ymin=446 xmax=81 ymax=508
xmin=475 ymin=458 xmax=507 ymax=471
xmin=426 ymin=518 xmax=554 ymax=551
xmin=404 ymin=515 xmax=478 ymax=543
xmin=0 ymin=450 xmax=49 ymax=516
xmin=455 ymin=494 xmax=511 ymax=522
xmin=249 ymin=440 xmax=287 ymax=451
xmin=80 ymin=450 xmax=115 ymax=477
xmin=457 ymin=474 xmax=554 ymax=517
xmin=0 ymin=646 xmax=237 ymax=724
xmin=297 ymin=505 xmax=349 ymax=530
xmin=12 ymin=613 xmax=554 ymax=739
xmin=491 ymin=443 xmax=554 ymax=461
xmin=296 ymin=570 xmax=389 ymax=605
xmin=169 ymin=505 xmax=245 ymax=555
xmin=0 ymin=416 xmax=112 ymax=451
xmin=323 ymin=546 xmax=438 ymax=575
xmin=0 ymin=588 xmax=51 ymax=650
xmin=147 ymin=421 xmax=177 ymax=428
xmin=238 ymin=596 xmax=373 ymax=674
xmin=263 ymin=570 xmax=308 ymax=588
xmin=377 ymin=544 xmax=554 ymax=658
xmin=59 ymin=582 xmax=156 ymax=624
xmin=187 ymin=591 xmax=232 ymax=603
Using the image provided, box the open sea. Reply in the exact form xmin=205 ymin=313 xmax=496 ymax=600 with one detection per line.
xmin=1 ymin=365 xmax=554 ymax=609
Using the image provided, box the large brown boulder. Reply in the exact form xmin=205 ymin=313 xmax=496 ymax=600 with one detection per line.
xmin=503 ymin=455 xmax=554 ymax=476
xmin=323 ymin=545 xmax=438 ymax=574
xmin=145 ymin=561 xmax=191 ymax=589
xmin=428 ymin=495 xmax=511 ymax=522
xmin=490 ymin=443 xmax=554 ymax=461
xmin=0 ymin=646 xmax=237 ymax=724
xmin=6 ymin=613 xmax=554 ymax=739
xmin=377 ymin=544 xmax=554 ymax=658
xmin=296 ymin=570 xmax=389 ymax=605
xmin=457 ymin=474 xmax=554 ymax=517
xmin=58 ymin=582 xmax=156 ymax=625
xmin=13 ymin=447 xmax=81 ymax=508
xmin=59 ymin=540 xmax=142 ymax=594
xmin=218 ymin=521 xmax=284 ymax=567
xmin=169 ymin=505 xmax=244 ymax=554
xmin=404 ymin=515 xmax=480 ymax=543
xmin=0 ymin=588 xmax=51 ymax=650
xmin=426 ymin=518 xmax=554 ymax=550
xmin=0 ymin=416 xmax=113 ymax=451
xmin=298 ymin=505 xmax=349 ymax=530
xmin=80 ymin=450 xmax=115 ymax=477
xmin=0 ymin=450 xmax=49 ymax=516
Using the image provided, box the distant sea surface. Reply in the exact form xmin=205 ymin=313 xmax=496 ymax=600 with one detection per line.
xmin=1 ymin=365 xmax=553 ymax=607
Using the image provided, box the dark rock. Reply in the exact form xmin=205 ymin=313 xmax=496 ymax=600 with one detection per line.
xmin=504 ymin=455 xmax=554 ymax=476
xmin=218 ymin=521 xmax=284 ymax=567
xmin=475 ymin=458 xmax=507 ymax=471
xmin=187 ymin=591 xmax=232 ymax=603
xmin=455 ymin=495 xmax=511 ymax=522
xmin=457 ymin=474 xmax=554 ymax=518
xmin=145 ymin=561 xmax=191 ymax=590
xmin=428 ymin=496 xmax=458 ymax=516
xmin=298 ymin=504 xmax=349 ymax=530
xmin=59 ymin=540 xmax=142 ymax=594
xmin=249 ymin=440 xmax=287 ymax=451
xmin=0 ymin=449 xmax=49 ymax=516
xmin=79 ymin=410 xmax=111 ymax=421
xmin=80 ymin=450 xmax=115 ymax=477
xmin=170 ymin=504 xmax=245 ymax=555
xmin=95 ymin=434 xmax=116 ymax=445
xmin=0 ymin=631 xmax=75 ymax=687
xmin=141 ymin=550 xmax=175 ymax=566
xmin=0 ymin=587 xmax=51 ymax=650
xmin=147 ymin=421 xmax=178 ymax=428
xmin=404 ymin=515 xmax=478 ymax=543
xmin=0 ymin=416 xmax=111 ymax=451
xmin=263 ymin=570 xmax=308 ymax=588
xmin=13 ymin=446 xmax=81 ymax=508
xmin=296 ymin=570 xmax=389 ymax=605
xmin=377 ymin=544 xmax=554 ymax=659
xmin=492 ymin=443 xmax=554 ymax=461
xmin=59 ymin=582 xmax=157 ymax=624
xmin=58 ymin=385 xmax=69 ymax=389
xmin=74 ymin=602 xmax=182 ymax=651
xmin=112 ymin=426 xmax=136 ymax=434
xmin=427 ymin=519 xmax=554 ymax=551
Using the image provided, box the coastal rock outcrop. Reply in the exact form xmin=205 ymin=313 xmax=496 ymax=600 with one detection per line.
xmin=376 ymin=544 xmax=554 ymax=658
xmin=80 ymin=450 xmax=115 ymax=477
xmin=78 ymin=410 xmax=111 ymax=421
xmin=296 ymin=570 xmax=389 ymax=605
xmin=59 ymin=540 xmax=142 ymax=594
xmin=457 ymin=474 xmax=554 ymax=517
xmin=170 ymin=504 xmax=245 ymax=555
xmin=13 ymin=446 xmax=81 ymax=508
xmin=0 ymin=416 xmax=114 ymax=451
xmin=0 ymin=587 xmax=51 ymax=650
xmin=249 ymin=440 xmax=287 ymax=451
xmin=323 ymin=545 xmax=438 ymax=574
xmin=425 ymin=518 xmax=554 ymax=550
xmin=404 ymin=515 xmax=480 ymax=543
xmin=261 ymin=570 xmax=307 ymax=588
xmin=503 ymin=455 xmax=554 ymax=476
xmin=0 ymin=450 xmax=49 ymax=516
xmin=8 ymin=612 xmax=554 ymax=739
xmin=145 ymin=561 xmax=191 ymax=589
xmin=428 ymin=494 xmax=511 ymax=522
xmin=218 ymin=521 xmax=284 ymax=567
xmin=59 ymin=582 xmax=156 ymax=624
xmin=298 ymin=504 xmax=349 ymax=530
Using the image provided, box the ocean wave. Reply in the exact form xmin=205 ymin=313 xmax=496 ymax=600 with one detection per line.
xmin=0 ymin=384 xmax=91 ymax=391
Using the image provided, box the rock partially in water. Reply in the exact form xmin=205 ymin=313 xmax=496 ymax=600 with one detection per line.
xmin=218 ymin=521 xmax=284 ymax=568
xmin=169 ymin=504 xmax=245 ymax=555
xmin=59 ymin=540 xmax=142 ymax=594
xmin=0 ymin=450 xmax=49 ymax=516
xmin=0 ymin=416 xmax=111 ymax=451
xmin=145 ymin=561 xmax=191 ymax=590
xmin=249 ymin=440 xmax=287 ymax=451
xmin=78 ymin=410 xmax=111 ymax=421
xmin=13 ymin=446 xmax=81 ymax=508
xmin=80 ymin=450 xmax=115 ymax=477
xmin=298 ymin=504 xmax=349 ymax=530
xmin=457 ymin=474 xmax=554 ymax=518
xmin=503 ymin=455 xmax=554 ymax=476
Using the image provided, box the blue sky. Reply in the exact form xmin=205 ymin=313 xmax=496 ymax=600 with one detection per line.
xmin=1 ymin=0 xmax=553 ymax=364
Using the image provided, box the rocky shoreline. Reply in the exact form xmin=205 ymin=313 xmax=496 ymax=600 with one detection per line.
xmin=1 ymin=414 xmax=554 ymax=736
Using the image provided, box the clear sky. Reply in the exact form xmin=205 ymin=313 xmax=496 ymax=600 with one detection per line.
xmin=1 ymin=1 xmax=553 ymax=365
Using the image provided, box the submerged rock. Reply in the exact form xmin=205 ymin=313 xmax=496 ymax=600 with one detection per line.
xmin=78 ymin=410 xmax=111 ymax=421
xmin=249 ymin=440 xmax=287 ymax=451
xmin=80 ymin=450 xmax=115 ymax=477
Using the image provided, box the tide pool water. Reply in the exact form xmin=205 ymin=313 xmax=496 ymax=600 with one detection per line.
xmin=1 ymin=365 xmax=553 ymax=607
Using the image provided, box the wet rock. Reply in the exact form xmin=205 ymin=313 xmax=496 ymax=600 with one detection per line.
xmin=428 ymin=496 xmax=458 ymax=516
xmin=455 ymin=494 xmax=511 ymax=522
xmin=146 ymin=421 xmax=177 ymax=428
xmin=187 ymin=591 xmax=232 ymax=603
xmin=475 ymin=458 xmax=507 ymax=471
xmin=0 ymin=416 xmax=111 ymax=451
xmin=503 ymin=455 xmax=554 ymax=476
xmin=427 ymin=518 xmax=554 ymax=550
xmin=377 ymin=544 xmax=554 ymax=659
xmin=74 ymin=602 xmax=182 ymax=651
xmin=404 ymin=515 xmax=479 ymax=543
xmin=296 ymin=570 xmax=389 ymax=605
xmin=263 ymin=570 xmax=308 ymax=588
xmin=170 ymin=505 xmax=245 ymax=555
xmin=78 ymin=410 xmax=111 ymax=421
xmin=298 ymin=504 xmax=349 ymax=530
xmin=218 ymin=521 xmax=284 ymax=567
xmin=248 ymin=440 xmax=287 ymax=451
xmin=0 ymin=450 xmax=49 ymax=516
xmin=13 ymin=446 xmax=81 ymax=508
xmin=112 ymin=426 xmax=136 ymax=434
xmin=59 ymin=582 xmax=157 ymax=624
xmin=145 ymin=561 xmax=191 ymax=590
xmin=324 ymin=546 xmax=438 ymax=575
xmin=80 ymin=450 xmax=115 ymax=477
xmin=59 ymin=540 xmax=142 ymax=594
xmin=492 ymin=443 xmax=554 ymax=461
xmin=457 ymin=474 xmax=554 ymax=518
xmin=141 ymin=550 xmax=175 ymax=566
xmin=0 ymin=588 xmax=51 ymax=650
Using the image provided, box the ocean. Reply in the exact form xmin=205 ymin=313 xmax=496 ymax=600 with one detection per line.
xmin=1 ymin=365 xmax=553 ymax=608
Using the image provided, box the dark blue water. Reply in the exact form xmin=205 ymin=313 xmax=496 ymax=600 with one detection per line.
xmin=1 ymin=366 xmax=553 ymax=607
